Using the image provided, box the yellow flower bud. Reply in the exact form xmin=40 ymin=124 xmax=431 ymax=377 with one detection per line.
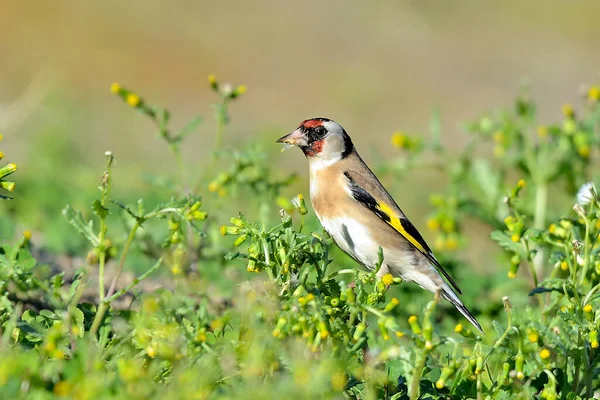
xmin=126 ymin=93 xmax=141 ymax=107
xmin=528 ymin=331 xmax=539 ymax=343
xmin=426 ymin=217 xmax=440 ymax=232
xmin=1 ymin=181 xmax=15 ymax=191
xmin=391 ymin=132 xmax=408 ymax=149
xmin=110 ymin=82 xmax=122 ymax=94
xmin=445 ymin=236 xmax=458 ymax=250
xmin=588 ymin=86 xmax=600 ymax=102
xmin=381 ymin=273 xmax=394 ymax=286
xmin=208 ymin=74 xmax=217 ymax=89
xmin=578 ymin=145 xmax=590 ymax=158
xmin=560 ymin=261 xmax=568 ymax=271
xmin=492 ymin=131 xmax=505 ymax=144
xmin=236 ymin=84 xmax=247 ymax=95
xmin=539 ymin=348 xmax=551 ymax=359
xmin=562 ymin=104 xmax=574 ymax=118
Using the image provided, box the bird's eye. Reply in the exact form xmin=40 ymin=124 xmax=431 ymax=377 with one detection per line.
xmin=314 ymin=126 xmax=327 ymax=137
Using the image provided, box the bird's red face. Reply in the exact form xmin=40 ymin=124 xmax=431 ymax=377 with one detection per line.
xmin=276 ymin=118 xmax=330 ymax=157
xmin=277 ymin=118 xmax=354 ymax=163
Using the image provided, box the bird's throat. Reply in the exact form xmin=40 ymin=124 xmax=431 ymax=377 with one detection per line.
xmin=303 ymin=139 xmax=324 ymax=157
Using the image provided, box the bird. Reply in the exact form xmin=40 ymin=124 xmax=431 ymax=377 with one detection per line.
xmin=276 ymin=117 xmax=483 ymax=333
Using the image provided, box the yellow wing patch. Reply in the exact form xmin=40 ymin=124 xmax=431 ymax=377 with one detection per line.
xmin=376 ymin=201 xmax=427 ymax=253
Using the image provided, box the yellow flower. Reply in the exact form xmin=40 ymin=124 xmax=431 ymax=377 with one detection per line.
xmin=578 ymin=145 xmax=590 ymax=158
xmin=528 ymin=331 xmax=539 ymax=343
xmin=445 ymin=236 xmax=458 ymax=250
xmin=126 ymin=93 xmax=140 ymax=107
xmin=395 ymin=331 xmax=404 ymax=338
xmin=537 ymin=125 xmax=548 ymax=138
xmin=583 ymin=304 xmax=593 ymax=313
xmin=434 ymin=236 xmax=445 ymax=251
xmin=508 ymin=271 xmax=516 ymax=279
xmin=381 ymin=273 xmax=394 ymax=286
xmin=391 ymin=132 xmax=408 ymax=149
xmin=454 ymin=323 xmax=463 ymax=333
xmin=331 ymin=372 xmax=346 ymax=391
xmin=588 ymin=86 xmax=600 ymax=102
xmin=196 ymin=330 xmax=207 ymax=342
xmin=171 ymin=265 xmax=182 ymax=275
xmin=408 ymin=315 xmax=418 ymax=324
xmin=548 ymin=223 xmax=557 ymax=234
xmin=53 ymin=381 xmax=72 ymax=396
xmin=511 ymin=234 xmax=520 ymax=243
xmin=236 ymin=84 xmax=247 ymax=95
xmin=210 ymin=318 xmax=224 ymax=330
xmin=493 ymin=146 xmax=505 ymax=158
xmin=146 ymin=345 xmax=156 ymax=358
xmin=562 ymin=104 xmax=574 ymax=118
xmin=208 ymin=181 xmax=219 ymax=192
xmin=441 ymin=218 xmax=455 ymax=233
xmin=208 ymin=74 xmax=217 ymax=86
xmin=0 ymin=133 xmax=3 ymax=141
xmin=517 ymin=179 xmax=526 ymax=189
xmin=539 ymin=348 xmax=551 ymax=359
xmin=560 ymin=261 xmax=568 ymax=271
xmin=0 ymin=151 xmax=4 ymax=161
xmin=593 ymin=341 xmax=599 ymax=349
xmin=493 ymin=131 xmax=505 ymax=144
xmin=110 ymin=82 xmax=121 ymax=94
xmin=23 ymin=230 xmax=32 ymax=240
xmin=426 ymin=217 xmax=440 ymax=232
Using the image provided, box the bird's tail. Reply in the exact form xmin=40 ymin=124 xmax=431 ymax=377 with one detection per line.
xmin=441 ymin=287 xmax=484 ymax=335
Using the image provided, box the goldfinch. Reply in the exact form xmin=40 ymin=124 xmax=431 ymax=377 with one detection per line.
xmin=277 ymin=117 xmax=483 ymax=333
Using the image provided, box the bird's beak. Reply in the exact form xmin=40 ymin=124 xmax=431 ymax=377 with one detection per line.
xmin=276 ymin=129 xmax=308 ymax=147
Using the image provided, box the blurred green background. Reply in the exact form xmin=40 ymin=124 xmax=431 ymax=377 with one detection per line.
xmin=1 ymin=0 xmax=599 ymax=263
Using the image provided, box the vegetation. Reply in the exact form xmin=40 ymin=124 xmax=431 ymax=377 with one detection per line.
xmin=1 ymin=77 xmax=600 ymax=399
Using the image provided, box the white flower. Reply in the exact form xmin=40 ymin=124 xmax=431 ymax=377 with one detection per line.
xmin=576 ymin=182 xmax=596 ymax=206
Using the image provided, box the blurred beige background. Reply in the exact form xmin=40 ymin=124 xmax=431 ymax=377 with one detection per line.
xmin=2 ymin=1 xmax=600 ymax=166
xmin=1 ymin=0 xmax=600 ymax=271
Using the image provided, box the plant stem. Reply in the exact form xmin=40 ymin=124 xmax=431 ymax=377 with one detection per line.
xmin=579 ymin=218 xmax=591 ymax=287
xmin=90 ymin=221 xmax=140 ymax=336
xmin=103 ymin=257 xmax=163 ymax=303
xmin=97 ymin=157 xmax=113 ymax=302
xmin=106 ymin=222 xmax=140 ymax=298
xmin=532 ymin=181 xmax=547 ymax=278
xmin=409 ymin=349 xmax=428 ymax=400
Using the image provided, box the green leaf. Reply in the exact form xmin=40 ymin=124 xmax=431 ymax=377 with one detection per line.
xmin=92 ymin=200 xmax=108 ymax=219
xmin=471 ymin=159 xmax=500 ymax=207
xmin=71 ymin=307 xmax=85 ymax=337
xmin=490 ymin=231 xmax=519 ymax=253
xmin=62 ymin=205 xmax=100 ymax=246
xmin=174 ymin=116 xmax=203 ymax=143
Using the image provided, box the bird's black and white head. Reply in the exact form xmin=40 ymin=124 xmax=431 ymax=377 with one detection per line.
xmin=276 ymin=118 xmax=354 ymax=168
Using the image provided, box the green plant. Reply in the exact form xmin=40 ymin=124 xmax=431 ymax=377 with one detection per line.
xmin=1 ymin=79 xmax=600 ymax=399
xmin=0 ymin=134 xmax=16 ymax=200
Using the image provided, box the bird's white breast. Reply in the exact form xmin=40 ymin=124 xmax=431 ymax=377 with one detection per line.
xmin=318 ymin=215 xmax=381 ymax=269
